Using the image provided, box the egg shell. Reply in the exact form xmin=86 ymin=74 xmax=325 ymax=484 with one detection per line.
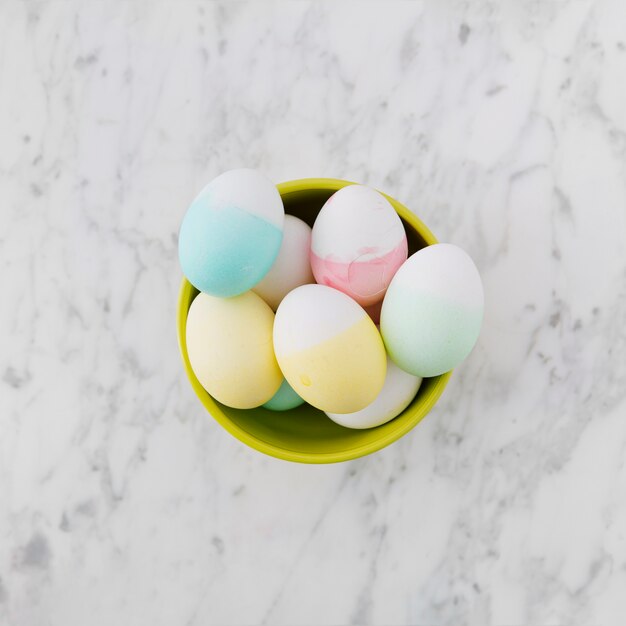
xmin=310 ymin=185 xmax=408 ymax=307
xmin=326 ymin=355 xmax=422 ymax=429
xmin=179 ymin=169 xmax=284 ymax=297
xmin=263 ymin=378 xmax=306 ymax=411
xmin=273 ymin=284 xmax=387 ymax=414
xmin=186 ymin=291 xmax=282 ymax=409
xmin=253 ymin=214 xmax=314 ymax=310
xmin=381 ymin=243 xmax=484 ymax=377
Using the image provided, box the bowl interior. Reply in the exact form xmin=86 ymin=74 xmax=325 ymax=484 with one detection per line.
xmin=177 ymin=178 xmax=452 ymax=463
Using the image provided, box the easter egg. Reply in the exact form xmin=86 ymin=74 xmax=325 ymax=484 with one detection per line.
xmin=253 ymin=215 xmax=314 ymax=310
xmin=185 ymin=291 xmax=282 ymax=409
xmin=263 ymin=379 xmax=305 ymax=411
xmin=179 ymin=169 xmax=284 ymax=297
xmin=381 ymin=243 xmax=484 ymax=377
xmin=310 ymin=185 xmax=408 ymax=307
xmin=326 ymin=355 xmax=422 ymax=429
xmin=273 ymin=284 xmax=386 ymax=413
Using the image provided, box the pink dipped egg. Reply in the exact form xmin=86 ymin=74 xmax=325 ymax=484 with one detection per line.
xmin=310 ymin=185 xmax=408 ymax=307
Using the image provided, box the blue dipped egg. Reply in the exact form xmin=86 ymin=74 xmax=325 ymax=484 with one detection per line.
xmin=179 ymin=169 xmax=285 ymax=297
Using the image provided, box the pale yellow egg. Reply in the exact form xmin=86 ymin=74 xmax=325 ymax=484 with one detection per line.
xmin=186 ymin=291 xmax=282 ymax=409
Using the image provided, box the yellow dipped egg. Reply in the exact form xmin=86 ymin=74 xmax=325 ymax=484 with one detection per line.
xmin=273 ymin=284 xmax=386 ymax=413
xmin=186 ymin=291 xmax=282 ymax=409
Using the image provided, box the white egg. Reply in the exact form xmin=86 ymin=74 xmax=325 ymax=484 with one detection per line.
xmin=325 ymin=355 xmax=422 ymax=429
xmin=253 ymin=215 xmax=314 ymax=310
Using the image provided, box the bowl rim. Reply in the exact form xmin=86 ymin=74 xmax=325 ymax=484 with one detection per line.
xmin=176 ymin=177 xmax=452 ymax=463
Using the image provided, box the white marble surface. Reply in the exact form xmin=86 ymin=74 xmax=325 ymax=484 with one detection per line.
xmin=1 ymin=1 xmax=626 ymax=624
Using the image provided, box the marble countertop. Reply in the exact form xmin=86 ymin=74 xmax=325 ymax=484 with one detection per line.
xmin=2 ymin=1 xmax=626 ymax=625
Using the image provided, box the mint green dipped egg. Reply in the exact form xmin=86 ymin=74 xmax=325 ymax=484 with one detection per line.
xmin=380 ymin=244 xmax=484 ymax=378
xmin=263 ymin=378 xmax=305 ymax=411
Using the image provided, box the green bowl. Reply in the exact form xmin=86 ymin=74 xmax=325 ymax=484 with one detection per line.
xmin=177 ymin=178 xmax=452 ymax=463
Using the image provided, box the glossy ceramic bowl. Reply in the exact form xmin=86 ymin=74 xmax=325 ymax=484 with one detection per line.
xmin=177 ymin=178 xmax=452 ymax=463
